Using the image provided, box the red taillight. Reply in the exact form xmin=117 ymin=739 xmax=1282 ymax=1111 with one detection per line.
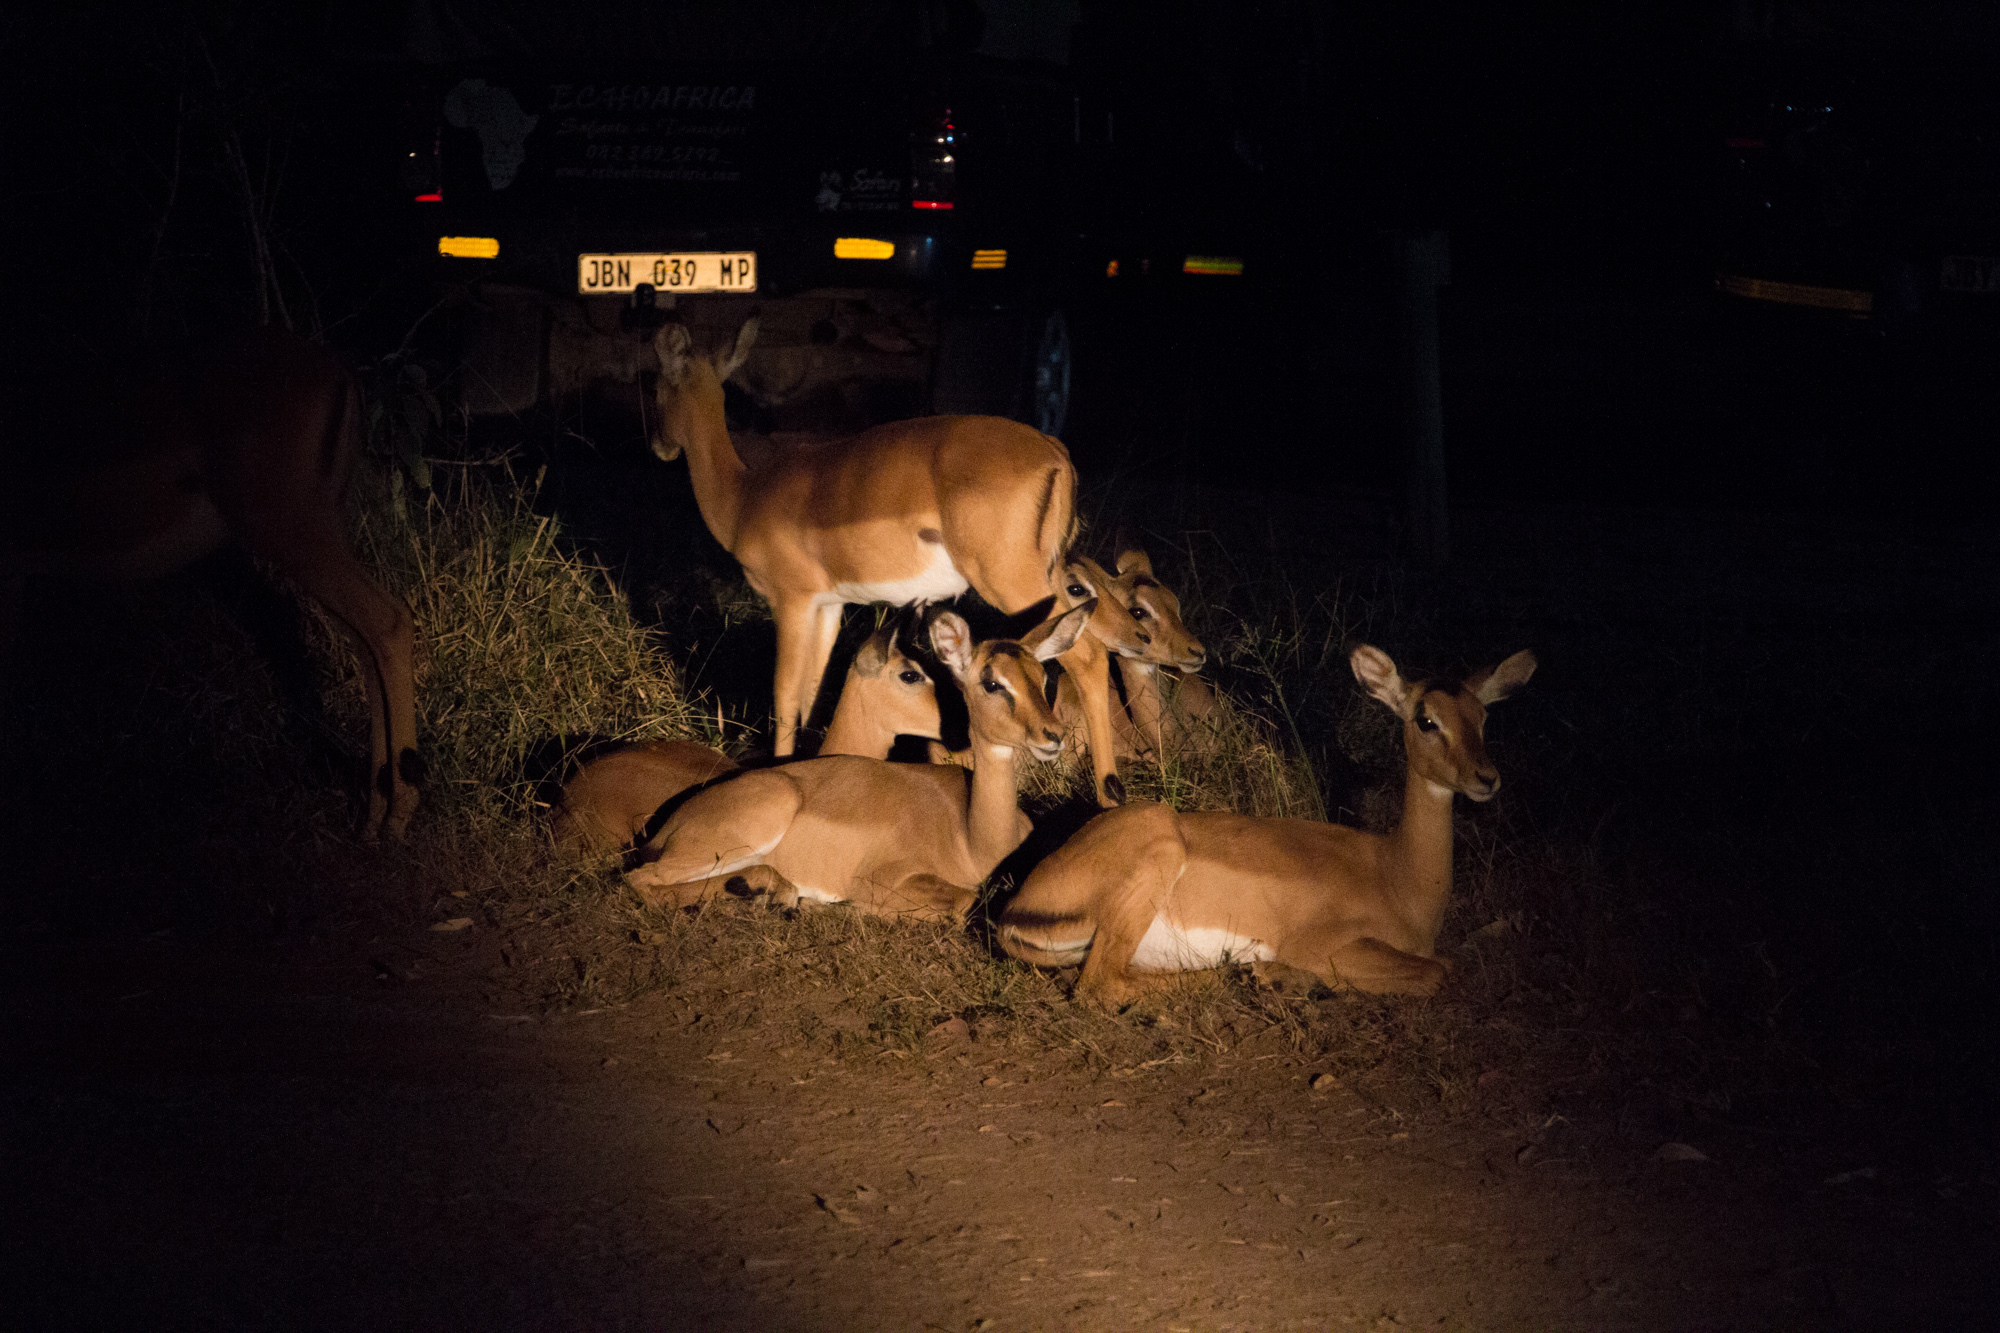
xmin=910 ymin=103 xmax=958 ymax=210
xmin=401 ymin=90 xmax=443 ymax=200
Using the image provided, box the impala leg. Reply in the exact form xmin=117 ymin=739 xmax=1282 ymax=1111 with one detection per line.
xmin=627 ymin=770 xmax=802 ymax=908
xmin=1311 ymin=935 xmax=1450 ymax=997
xmin=768 ymin=599 xmax=819 ymax=756
xmin=863 ymin=867 xmax=977 ymax=922
xmin=1051 ymin=672 xmax=1091 ymax=761
xmin=1073 ymin=818 xmax=1187 ymax=1008
xmin=357 ymin=633 xmax=393 ymax=823
xmin=795 ymin=600 xmax=844 ymax=750
xmin=1003 ymin=803 xmax=1186 ymax=1009
xmin=270 ymin=532 xmax=419 ymax=839
xmin=640 ymin=864 xmax=792 ymax=912
xmin=1060 ymin=634 xmax=1125 ymax=806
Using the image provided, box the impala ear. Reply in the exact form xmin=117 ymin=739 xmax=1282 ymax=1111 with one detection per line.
xmin=654 ymin=323 xmax=694 ymax=386
xmin=930 ymin=611 xmax=976 ymax=677
xmin=1350 ymin=644 xmax=1417 ymax=719
xmin=716 ymin=317 xmax=759 ymax=380
xmin=1115 ymin=546 xmax=1153 ymax=578
xmin=850 ymin=624 xmax=894 ymax=678
xmin=1468 ymin=649 xmax=1538 ymax=704
xmin=1023 ymin=600 xmax=1093 ymax=661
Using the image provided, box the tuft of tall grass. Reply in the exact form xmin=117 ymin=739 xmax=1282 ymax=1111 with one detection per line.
xmin=310 ymin=459 xmax=716 ymax=819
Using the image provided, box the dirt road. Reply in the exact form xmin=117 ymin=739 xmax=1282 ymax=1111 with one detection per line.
xmin=6 ymin=931 xmax=1990 ymax=1331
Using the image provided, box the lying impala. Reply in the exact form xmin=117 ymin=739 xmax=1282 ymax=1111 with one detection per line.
xmin=650 ymin=320 xmax=1130 ymax=808
xmin=1054 ymin=547 xmax=1206 ymax=764
xmin=2 ymin=329 xmax=419 ymax=838
xmin=553 ymin=622 xmax=943 ymax=854
xmin=626 ymin=601 xmax=1091 ymax=919
xmin=999 ymin=644 xmax=1536 ymax=1004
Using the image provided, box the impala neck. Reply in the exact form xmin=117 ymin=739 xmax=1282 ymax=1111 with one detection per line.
xmin=820 ymin=704 xmax=888 ymax=760
xmin=1386 ymin=763 xmax=1459 ymax=951
xmin=964 ymin=743 xmax=1026 ymax=877
xmin=669 ymin=376 xmax=747 ymax=551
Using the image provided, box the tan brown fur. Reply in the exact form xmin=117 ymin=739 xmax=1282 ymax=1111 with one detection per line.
xmin=1000 ymin=644 xmax=1536 ymax=1006
xmin=1053 ymin=546 xmax=1208 ymax=766
xmin=649 ymin=322 xmax=1153 ymax=810
xmin=2 ymin=330 xmax=419 ymax=838
xmin=626 ymin=602 xmax=1092 ymax=921
xmin=553 ymin=624 xmax=940 ymax=854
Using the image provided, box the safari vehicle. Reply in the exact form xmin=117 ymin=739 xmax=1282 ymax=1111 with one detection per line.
xmin=401 ymin=0 xmax=1082 ymax=435
xmin=1714 ymin=2 xmax=2000 ymax=333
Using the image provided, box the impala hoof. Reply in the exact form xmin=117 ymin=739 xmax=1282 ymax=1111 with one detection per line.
xmin=723 ymin=875 xmax=758 ymax=898
xmin=1100 ymin=773 xmax=1126 ymax=807
xmin=1075 ymin=977 xmax=1135 ymax=1013
xmin=624 ymin=867 xmax=668 ymax=908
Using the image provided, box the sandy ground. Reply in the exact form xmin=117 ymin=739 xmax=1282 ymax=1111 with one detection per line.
xmin=7 ymin=927 xmax=1992 ymax=1332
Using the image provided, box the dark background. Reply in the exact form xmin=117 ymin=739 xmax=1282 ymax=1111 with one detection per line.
xmin=12 ymin=0 xmax=1997 ymax=517
xmin=8 ymin=0 xmax=1997 ymax=1071
xmin=4 ymin=2 xmax=1997 ymax=1321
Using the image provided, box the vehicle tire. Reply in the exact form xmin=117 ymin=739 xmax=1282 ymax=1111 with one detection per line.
xmin=1026 ymin=308 xmax=1071 ymax=439
xmin=932 ymin=305 xmax=1072 ymax=438
xmin=457 ymin=285 xmax=546 ymax=416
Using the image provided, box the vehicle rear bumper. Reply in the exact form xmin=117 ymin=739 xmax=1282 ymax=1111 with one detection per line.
xmin=421 ymin=211 xmax=1068 ymax=306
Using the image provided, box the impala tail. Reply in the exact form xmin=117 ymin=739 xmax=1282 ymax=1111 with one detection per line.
xmin=997 ymin=906 xmax=1094 ymax=966
xmin=1036 ymin=457 xmax=1078 ymax=592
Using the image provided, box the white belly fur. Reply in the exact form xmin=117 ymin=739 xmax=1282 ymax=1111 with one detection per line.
xmin=669 ymin=831 xmax=784 ymax=881
xmin=829 ymin=543 xmax=969 ymax=605
xmin=1127 ymin=916 xmax=1274 ymax=973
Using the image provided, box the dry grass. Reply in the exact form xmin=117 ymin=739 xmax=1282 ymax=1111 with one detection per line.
xmin=469 ymin=847 xmax=1509 ymax=1105
xmin=0 ymin=440 xmax=1653 ymax=1132
xmin=324 ymin=460 xmax=719 ymax=817
xmin=21 ymin=407 xmax=1978 ymax=1133
xmin=293 ymin=458 xmax=1508 ymax=1091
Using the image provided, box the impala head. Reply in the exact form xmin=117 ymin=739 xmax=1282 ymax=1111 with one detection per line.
xmin=931 ymin=603 xmax=1093 ymax=763
xmin=840 ymin=621 xmax=942 ymax=743
xmin=1109 ymin=546 xmax=1206 ymax=671
xmin=1055 ymin=557 xmax=1152 ymax=660
xmin=1056 ymin=553 xmax=1203 ymax=670
xmin=650 ymin=318 xmax=758 ymax=462
xmin=1351 ymin=644 xmax=1537 ymax=802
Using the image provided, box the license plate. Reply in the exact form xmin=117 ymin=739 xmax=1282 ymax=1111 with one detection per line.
xmin=1940 ymin=255 xmax=2000 ymax=293
xmin=577 ymin=251 xmax=757 ymax=295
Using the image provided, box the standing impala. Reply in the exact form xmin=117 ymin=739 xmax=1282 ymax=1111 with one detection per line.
xmin=3 ymin=329 xmax=420 ymax=839
xmin=553 ymin=621 xmax=943 ymax=854
xmin=626 ymin=602 xmax=1091 ymax=919
xmin=650 ymin=320 xmax=1130 ymax=808
xmin=999 ymin=644 xmax=1536 ymax=1005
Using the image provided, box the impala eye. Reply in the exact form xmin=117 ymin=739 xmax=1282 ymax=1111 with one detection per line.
xmin=1066 ymin=583 xmax=1089 ymax=598
xmin=1414 ymin=703 xmax=1439 ymax=734
xmin=899 ymin=669 xmax=924 ymax=685
xmin=1129 ymin=605 xmax=1149 ymax=620
xmin=983 ymin=679 xmax=1007 ymax=695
